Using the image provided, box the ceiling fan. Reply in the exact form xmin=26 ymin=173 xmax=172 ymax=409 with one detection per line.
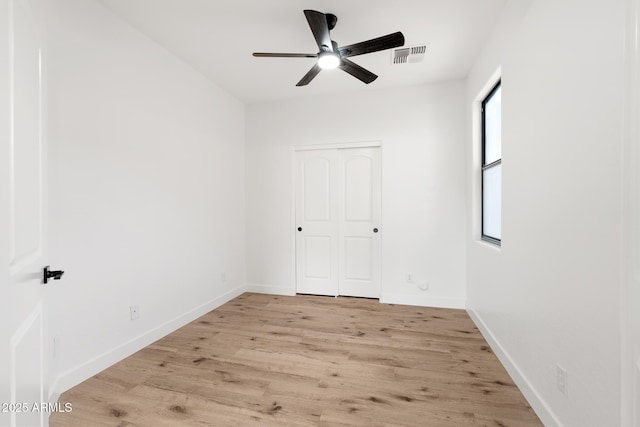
xmin=253 ymin=10 xmax=405 ymax=86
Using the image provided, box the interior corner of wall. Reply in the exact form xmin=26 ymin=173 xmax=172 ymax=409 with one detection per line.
xmin=246 ymin=283 xmax=296 ymax=296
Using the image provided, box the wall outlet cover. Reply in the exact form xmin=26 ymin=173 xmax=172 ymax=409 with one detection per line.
xmin=130 ymin=305 xmax=140 ymax=320
xmin=556 ymin=365 xmax=568 ymax=397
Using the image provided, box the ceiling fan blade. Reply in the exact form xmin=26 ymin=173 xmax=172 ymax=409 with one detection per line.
xmin=339 ymin=58 xmax=378 ymax=84
xmin=304 ymin=10 xmax=333 ymax=52
xmin=296 ymin=63 xmax=322 ymax=86
xmin=339 ymin=32 xmax=405 ymax=58
xmin=253 ymin=52 xmax=317 ymax=58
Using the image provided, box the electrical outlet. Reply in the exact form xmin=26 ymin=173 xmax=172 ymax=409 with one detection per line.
xmin=130 ymin=305 xmax=140 ymax=320
xmin=406 ymin=273 xmax=413 ymax=282
xmin=221 ymin=272 xmax=226 ymax=282
xmin=556 ymin=365 xmax=568 ymax=396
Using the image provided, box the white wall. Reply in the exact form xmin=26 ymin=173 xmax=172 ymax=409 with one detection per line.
xmin=621 ymin=0 xmax=640 ymax=423
xmin=466 ymin=0 xmax=624 ymax=425
xmin=45 ymin=0 xmax=246 ymax=392
xmin=246 ymin=82 xmax=467 ymax=308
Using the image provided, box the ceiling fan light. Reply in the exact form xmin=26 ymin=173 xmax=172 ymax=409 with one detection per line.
xmin=318 ymin=52 xmax=340 ymax=69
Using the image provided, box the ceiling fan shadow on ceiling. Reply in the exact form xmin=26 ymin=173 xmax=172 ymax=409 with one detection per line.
xmin=252 ymin=10 xmax=405 ymax=87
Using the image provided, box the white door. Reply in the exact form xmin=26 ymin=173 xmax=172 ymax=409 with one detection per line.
xmin=338 ymin=147 xmax=381 ymax=298
xmin=1 ymin=0 xmax=50 ymax=426
xmin=295 ymin=149 xmax=339 ymax=296
xmin=295 ymin=146 xmax=381 ymax=298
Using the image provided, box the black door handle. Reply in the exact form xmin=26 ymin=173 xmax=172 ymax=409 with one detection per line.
xmin=297 ymin=227 xmax=302 ymax=232
xmin=373 ymin=228 xmax=379 ymax=233
xmin=43 ymin=266 xmax=64 ymax=284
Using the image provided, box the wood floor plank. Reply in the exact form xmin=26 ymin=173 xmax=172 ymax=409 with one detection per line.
xmin=50 ymin=293 xmax=541 ymax=426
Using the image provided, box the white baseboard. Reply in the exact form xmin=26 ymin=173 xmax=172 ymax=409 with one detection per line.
xmin=246 ymin=283 xmax=296 ymax=296
xmin=47 ymin=387 xmax=60 ymax=403
xmin=51 ymin=284 xmax=246 ymax=395
xmin=380 ymin=292 xmax=466 ymax=309
xmin=467 ymin=308 xmax=563 ymax=427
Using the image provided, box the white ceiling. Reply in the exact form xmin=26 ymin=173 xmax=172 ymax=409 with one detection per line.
xmin=98 ymin=0 xmax=507 ymax=104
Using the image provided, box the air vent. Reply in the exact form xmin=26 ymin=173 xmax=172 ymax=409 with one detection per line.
xmin=392 ymin=44 xmax=427 ymax=64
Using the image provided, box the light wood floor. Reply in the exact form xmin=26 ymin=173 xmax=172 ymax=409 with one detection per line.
xmin=50 ymin=293 xmax=542 ymax=426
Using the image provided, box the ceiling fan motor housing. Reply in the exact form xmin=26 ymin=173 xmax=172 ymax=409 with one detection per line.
xmin=326 ymin=13 xmax=337 ymax=30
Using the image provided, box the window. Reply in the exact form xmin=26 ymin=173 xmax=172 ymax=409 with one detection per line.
xmin=481 ymin=81 xmax=501 ymax=245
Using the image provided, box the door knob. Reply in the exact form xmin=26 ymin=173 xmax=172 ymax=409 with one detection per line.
xmin=43 ymin=266 xmax=64 ymax=284
xmin=297 ymin=227 xmax=302 ymax=232
xmin=373 ymin=228 xmax=379 ymax=233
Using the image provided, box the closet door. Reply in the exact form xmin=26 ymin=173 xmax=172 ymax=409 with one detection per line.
xmin=338 ymin=147 xmax=381 ymax=298
xmin=1 ymin=0 xmax=51 ymax=425
xmin=294 ymin=149 xmax=339 ymax=296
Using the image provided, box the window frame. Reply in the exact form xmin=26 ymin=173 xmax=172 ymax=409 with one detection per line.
xmin=481 ymin=80 xmax=502 ymax=246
